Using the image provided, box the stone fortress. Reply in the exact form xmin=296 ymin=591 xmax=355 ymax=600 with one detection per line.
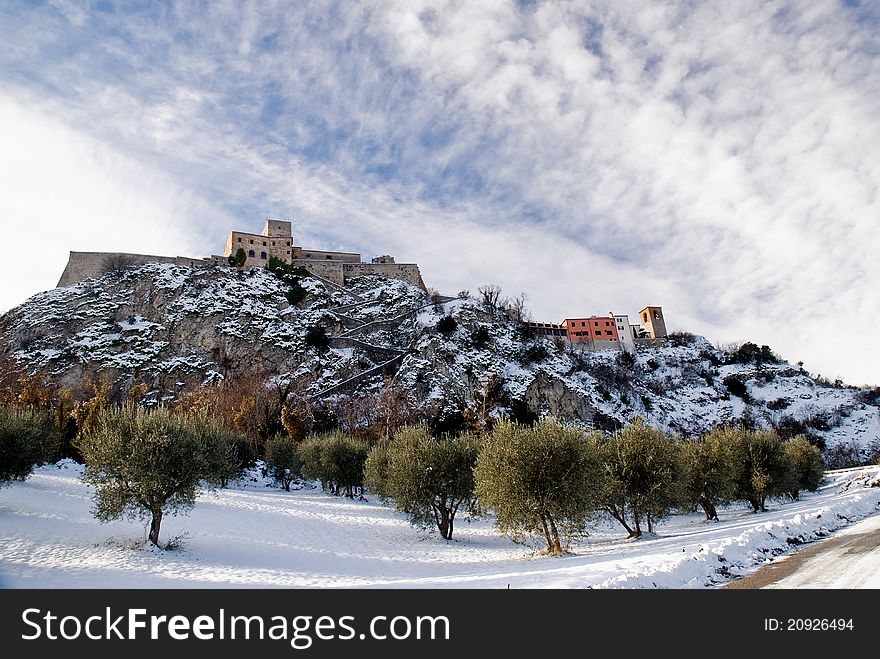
xmin=223 ymin=219 xmax=425 ymax=288
xmin=57 ymin=218 xmax=426 ymax=289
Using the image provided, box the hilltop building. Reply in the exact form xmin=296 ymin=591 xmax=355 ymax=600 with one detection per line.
xmin=526 ymin=306 xmax=667 ymax=352
xmin=223 ymin=219 xmax=425 ymax=289
xmin=57 ymin=217 xmax=426 ymax=290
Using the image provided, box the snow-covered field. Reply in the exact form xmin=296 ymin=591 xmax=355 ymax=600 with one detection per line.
xmin=1 ymin=463 xmax=878 ymax=589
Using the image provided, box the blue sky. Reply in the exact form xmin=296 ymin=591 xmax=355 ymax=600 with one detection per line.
xmin=1 ymin=0 xmax=878 ymax=385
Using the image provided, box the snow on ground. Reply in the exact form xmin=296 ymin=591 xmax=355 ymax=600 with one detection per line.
xmin=1 ymin=463 xmax=878 ymax=589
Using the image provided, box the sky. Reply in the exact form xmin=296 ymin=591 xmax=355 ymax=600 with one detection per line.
xmin=0 ymin=0 xmax=878 ymax=386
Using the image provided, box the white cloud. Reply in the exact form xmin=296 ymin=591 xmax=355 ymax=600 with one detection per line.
xmin=0 ymin=93 xmax=229 ymax=311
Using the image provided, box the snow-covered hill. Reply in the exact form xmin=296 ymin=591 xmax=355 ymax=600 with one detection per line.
xmin=1 ymin=262 xmax=878 ymax=461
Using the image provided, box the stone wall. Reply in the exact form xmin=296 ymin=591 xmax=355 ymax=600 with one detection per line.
xmin=342 ymin=262 xmax=426 ymax=289
xmin=289 ymin=260 xmax=346 ymax=285
xmin=57 ymin=252 xmax=209 ymax=287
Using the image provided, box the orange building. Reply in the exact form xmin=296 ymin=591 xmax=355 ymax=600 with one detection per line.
xmin=561 ymin=316 xmax=619 ymax=345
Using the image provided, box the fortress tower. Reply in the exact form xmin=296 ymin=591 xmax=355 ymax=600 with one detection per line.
xmin=640 ymin=306 xmax=667 ymax=339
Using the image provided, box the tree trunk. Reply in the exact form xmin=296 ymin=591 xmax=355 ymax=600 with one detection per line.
xmin=547 ymin=515 xmax=562 ymax=554
xmin=631 ymin=511 xmax=642 ymax=538
xmin=149 ymin=509 xmax=163 ymax=546
xmin=646 ymin=513 xmax=654 ymax=534
xmin=540 ymin=515 xmax=557 ymax=553
xmin=437 ymin=507 xmax=451 ymax=540
xmin=605 ymin=506 xmax=635 ymax=537
xmin=698 ymin=495 xmax=718 ymax=521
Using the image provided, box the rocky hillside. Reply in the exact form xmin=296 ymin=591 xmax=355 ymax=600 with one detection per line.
xmin=1 ymin=263 xmax=878 ymax=462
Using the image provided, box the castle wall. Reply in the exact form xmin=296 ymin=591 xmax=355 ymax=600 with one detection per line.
xmin=294 ymin=248 xmax=361 ymax=263
xmin=290 ymin=260 xmax=346 ymax=285
xmin=342 ymin=263 xmax=426 ymax=289
xmin=57 ymin=252 xmax=181 ymax=287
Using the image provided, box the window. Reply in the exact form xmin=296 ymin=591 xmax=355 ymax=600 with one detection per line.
xmin=260 ymin=252 xmax=267 ymax=260
xmin=286 ymin=241 xmax=290 ymax=246
xmin=237 ymin=237 xmax=242 ymax=243
xmin=654 ymin=311 xmax=661 ymax=320
xmin=249 ymin=239 xmax=254 ymax=244
xmin=286 ymin=250 xmax=291 ymax=255
xmin=262 ymin=241 xmax=267 ymax=246
xmin=272 ymin=241 xmax=275 ymax=246
xmin=594 ymin=321 xmax=599 ymax=327
xmin=248 ymin=250 xmax=254 ymax=257
xmin=581 ymin=322 xmax=586 ymax=327
xmin=643 ymin=313 xmax=648 ymax=323
xmin=326 ymin=255 xmax=332 ymax=260
xmin=605 ymin=330 xmax=613 ymax=335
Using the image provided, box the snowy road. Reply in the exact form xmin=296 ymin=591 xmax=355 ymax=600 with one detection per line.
xmin=763 ymin=513 xmax=880 ymax=588
xmin=724 ymin=511 xmax=880 ymax=589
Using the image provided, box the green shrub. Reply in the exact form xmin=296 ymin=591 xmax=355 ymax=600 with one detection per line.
xmin=436 ymin=315 xmax=458 ymax=335
xmin=285 ymin=282 xmax=307 ymax=306
xmin=471 ymin=325 xmax=491 ymax=347
xmin=305 ymin=325 xmax=330 ymax=349
xmin=723 ymin=374 xmax=749 ymax=401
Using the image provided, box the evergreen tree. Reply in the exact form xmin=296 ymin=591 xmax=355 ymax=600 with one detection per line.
xmin=730 ymin=428 xmax=789 ymax=512
xmin=474 ymin=419 xmax=601 ymax=555
xmin=599 ymin=418 xmax=681 ymax=537
xmin=298 ymin=431 xmax=369 ymax=498
xmin=365 ymin=426 xmax=480 ymax=539
xmin=782 ymin=435 xmax=824 ymax=499
xmin=234 ymin=247 xmax=246 ymax=266
xmin=265 ymin=433 xmax=302 ymax=491
xmin=0 ymin=405 xmax=57 ymax=485
xmin=78 ymin=404 xmax=228 ymax=546
xmin=681 ymin=429 xmax=737 ymax=521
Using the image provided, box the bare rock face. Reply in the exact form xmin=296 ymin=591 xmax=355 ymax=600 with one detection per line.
xmin=524 ymin=372 xmax=595 ymax=423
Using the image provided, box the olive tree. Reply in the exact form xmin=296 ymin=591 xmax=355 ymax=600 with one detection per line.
xmin=78 ymin=404 xmax=235 ymax=546
xmin=782 ymin=435 xmax=824 ymax=499
xmin=265 ymin=433 xmax=302 ymax=491
xmin=299 ymin=431 xmax=369 ymax=498
xmin=599 ymin=418 xmax=681 ymax=537
xmin=0 ymin=405 xmax=57 ymax=486
xmin=681 ymin=429 xmax=738 ymax=521
xmin=731 ymin=428 xmax=790 ymax=512
xmin=365 ymin=426 xmax=480 ymax=540
xmin=474 ymin=419 xmax=601 ymax=555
